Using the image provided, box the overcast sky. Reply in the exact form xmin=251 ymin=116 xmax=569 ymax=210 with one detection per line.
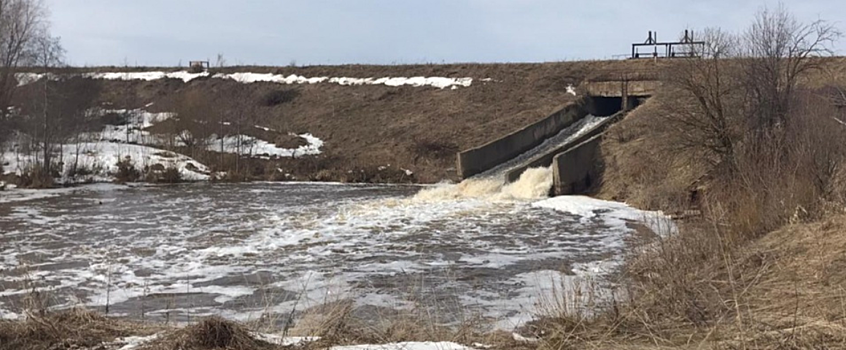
xmin=44 ymin=0 xmax=846 ymax=67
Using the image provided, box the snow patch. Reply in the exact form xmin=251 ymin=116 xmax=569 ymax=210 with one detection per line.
xmin=17 ymin=71 xmax=476 ymax=89
xmin=84 ymin=71 xmax=210 ymax=83
xmin=107 ymin=334 xmax=160 ymax=350
xmin=512 ymin=333 xmax=540 ymax=343
xmin=207 ymin=133 xmax=322 ymax=158
xmin=251 ymin=333 xmax=320 ymax=346
xmin=1 ymin=142 xmax=210 ymax=182
xmin=15 ymin=72 xmax=49 ymax=86
xmin=330 ymin=342 xmax=476 ymax=350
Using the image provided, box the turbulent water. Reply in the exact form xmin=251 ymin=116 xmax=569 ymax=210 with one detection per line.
xmin=0 ymin=171 xmax=651 ymax=329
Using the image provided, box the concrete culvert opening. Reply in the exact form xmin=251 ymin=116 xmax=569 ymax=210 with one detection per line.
xmin=589 ymin=96 xmax=644 ymax=116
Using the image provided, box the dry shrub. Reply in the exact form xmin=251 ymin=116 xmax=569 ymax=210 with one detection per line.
xmin=159 ymin=167 xmax=183 ymax=183
xmin=409 ymin=139 xmax=458 ymax=162
xmin=290 ymin=299 xmax=490 ymax=347
xmin=598 ymin=94 xmax=703 ymax=212
xmin=259 ymin=89 xmax=299 ymax=107
xmin=115 ymin=157 xmax=141 ymax=183
xmin=0 ymin=308 xmax=148 ymax=350
xmin=290 ymin=300 xmax=357 ymax=344
xmin=144 ymin=316 xmax=271 ymax=350
xmin=707 ymin=89 xmax=846 ymax=237
xmin=17 ymin=164 xmax=54 ymax=189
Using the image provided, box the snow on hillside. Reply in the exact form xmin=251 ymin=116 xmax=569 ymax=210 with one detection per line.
xmin=1 ymin=106 xmax=324 ymax=184
xmin=15 ymin=71 xmax=474 ymax=89
xmin=1 ymin=142 xmax=210 ymax=182
xmin=86 ymin=71 xmax=210 ymax=82
xmin=86 ymin=108 xmax=324 ymax=158
xmin=84 ymin=108 xmax=175 ymax=144
xmin=208 ymin=132 xmax=323 ymax=158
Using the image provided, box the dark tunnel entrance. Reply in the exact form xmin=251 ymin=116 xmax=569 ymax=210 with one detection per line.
xmin=589 ymin=96 xmax=647 ymax=116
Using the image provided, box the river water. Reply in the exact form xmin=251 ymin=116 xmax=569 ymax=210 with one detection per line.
xmin=0 ymin=174 xmax=664 ymax=330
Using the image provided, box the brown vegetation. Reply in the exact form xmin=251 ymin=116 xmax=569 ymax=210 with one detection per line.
xmin=31 ymin=59 xmax=663 ymax=183
xmin=0 ymin=308 xmax=159 ymax=350
xmin=535 ymin=6 xmax=846 ymax=349
xmin=144 ymin=317 xmax=274 ymax=350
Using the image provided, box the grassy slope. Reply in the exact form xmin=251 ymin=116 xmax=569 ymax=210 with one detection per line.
xmin=20 ymin=60 xmax=660 ymax=183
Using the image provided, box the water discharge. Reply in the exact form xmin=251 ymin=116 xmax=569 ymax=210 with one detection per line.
xmin=0 ymin=179 xmax=663 ymax=329
xmin=414 ymin=167 xmax=553 ymax=202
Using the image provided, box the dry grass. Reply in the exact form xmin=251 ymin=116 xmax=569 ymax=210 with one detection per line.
xmin=0 ymin=308 xmax=160 ymax=350
xmin=597 ymin=93 xmax=704 ymax=213
xmin=142 ymin=316 xmax=274 ymax=350
xmin=525 ymin=215 xmax=846 ymax=349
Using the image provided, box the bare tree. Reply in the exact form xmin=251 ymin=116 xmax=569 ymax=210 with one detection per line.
xmin=0 ymin=0 xmax=50 ymax=144
xmin=31 ymin=34 xmax=62 ymax=176
xmin=12 ymin=31 xmax=62 ymax=181
xmin=172 ymin=90 xmax=215 ymax=156
xmin=661 ymin=28 xmax=743 ymax=166
xmin=223 ymin=87 xmax=257 ymax=174
xmin=742 ymin=4 xmax=841 ymax=133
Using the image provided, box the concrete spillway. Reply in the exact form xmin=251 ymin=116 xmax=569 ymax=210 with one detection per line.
xmin=454 ymin=93 xmax=644 ymax=196
xmin=474 ymin=114 xmax=614 ymax=181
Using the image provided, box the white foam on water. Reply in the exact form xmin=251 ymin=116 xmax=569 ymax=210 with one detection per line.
xmin=532 ymin=195 xmax=675 ymax=236
xmin=0 ymin=183 xmax=127 ymax=204
xmin=414 ymin=166 xmax=553 ymax=203
xmin=499 ymin=167 xmax=552 ymax=200
xmin=0 ymin=181 xmax=672 ymax=330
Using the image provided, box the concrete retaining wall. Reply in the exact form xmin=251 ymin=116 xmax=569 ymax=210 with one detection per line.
xmin=552 ymin=134 xmax=602 ymax=196
xmin=584 ymin=80 xmax=660 ymax=97
xmin=456 ymin=97 xmax=593 ymax=179
xmin=504 ymin=111 xmax=622 ymax=183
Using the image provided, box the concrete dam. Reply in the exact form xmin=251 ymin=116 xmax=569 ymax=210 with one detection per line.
xmin=455 ymin=78 xmax=658 ymax=196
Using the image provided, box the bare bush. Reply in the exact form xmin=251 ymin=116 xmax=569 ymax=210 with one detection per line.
xmin=743 ymin=4 xmax=841 ymax=133
xmin=171 ymin=90 xmax=215 ymax=155
xmin=0 ymin=0 xmax=53 ymax=146
xmin=656 ymin=6 xmax=845 ymax=230
xmin=114 ymin=157 xmax=140 ymax=183
xmin=661 ymin=28 xmax=743 ymax=167
xmin=409 ymin=139 xmax=458 ymax=163
xmin=259 ymin=89 xmax=299 ymax=107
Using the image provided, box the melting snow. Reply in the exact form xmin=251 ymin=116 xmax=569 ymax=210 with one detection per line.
xmin=206 ymin=132 xmax=322 ymax=158
xmin=330 ymin=342 xmax=476 ymax=350
xmin=16 ymin=71 xmax=475 ymax=89
xmin=83 ymin=71 xmax=210 ymax=83
xmin=1 ymin=142 xmax=210 ymax=182
xmin=107 ymin=334 xmax=160 ymax=350
xmin=251 ymin=334 xmax=320 ymax=346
